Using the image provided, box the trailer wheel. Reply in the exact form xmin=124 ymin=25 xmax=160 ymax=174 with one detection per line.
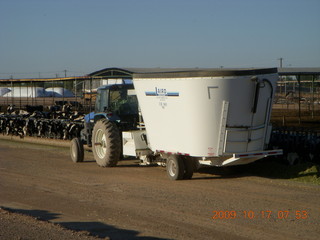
xmin=166 ymin=155 xmax=185 ymax=180
xmin=92 ymin=119 xmax=121 ymax=167
xmin=70 ymin=138 xmax=84 ymax=163
xmin=182 ymin=157 xmax=194 ymax=179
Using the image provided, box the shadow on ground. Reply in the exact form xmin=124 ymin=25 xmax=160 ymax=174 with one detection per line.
xmin=2 ymin=207 xmax=169 ymax=240
xmin=195 ymin=157 xmax=320 ymax=183
xmin=61 ymin=221 xmax=167 ymax=240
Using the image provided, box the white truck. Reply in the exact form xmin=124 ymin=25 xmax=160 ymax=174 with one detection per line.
xmin=70 ymin=68 xmax=282 ymax=180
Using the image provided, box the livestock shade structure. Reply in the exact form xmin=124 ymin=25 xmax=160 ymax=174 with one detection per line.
xmin=133 ymin=68 xmax=280 ymax=165
xmin=45 ymin=87 xmax=74 ymax=97
xmin=0 ymin=88 xmax=10 ymax=97
xmin=1 ymin=87 xmax=75 ymax=98
xmin=3 ymin=87 xmax=47 ymax=97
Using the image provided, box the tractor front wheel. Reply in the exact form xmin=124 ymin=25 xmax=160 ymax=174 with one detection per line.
xmin=70 ymin=138 xmax=84 ymax=163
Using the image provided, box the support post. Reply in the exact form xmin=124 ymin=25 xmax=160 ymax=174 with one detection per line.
xmin=11 ymin=81 xmax=14 ymax=109
xmin=89 ymin=77 xmax=92 ymax=113
xmin=297 ymin=75 xmax=301 ymax=125
xmin=19 ymin=82 xmax=22 ymax=110
xmin=312 ymin=75 xmax=315 ymax=119
xmin=52 ymin=80 xmax=55 ymax=106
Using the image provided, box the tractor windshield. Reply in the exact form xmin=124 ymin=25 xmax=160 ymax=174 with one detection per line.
xmin=95 ymin=85 xmax=139 ymax=118
xmin=95 ymin=89 xmax=108 ymax=113
xmin=109 ymin=87 xmax=139 ymax=116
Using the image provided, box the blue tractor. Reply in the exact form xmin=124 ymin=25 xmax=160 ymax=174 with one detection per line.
xmin=70 ymin=82 xmax=140 ymax=167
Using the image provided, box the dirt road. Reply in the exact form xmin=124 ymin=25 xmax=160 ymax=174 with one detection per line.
xmin=0 ymin=138 xmax=319 ymax=240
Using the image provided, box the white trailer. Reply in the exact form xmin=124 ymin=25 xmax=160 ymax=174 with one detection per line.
xmin=128 ymin=68 xmax=282 ymax=179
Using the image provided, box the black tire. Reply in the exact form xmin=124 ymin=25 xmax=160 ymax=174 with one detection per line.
xmin=92 ymin=119 xmax=121 ymax=167
xmin=182 ymin=156 xmax=194 ymax=179
xmin=166 ymin=155 xmax=185 ymax=180
xmin=70 ymin=138 xmax=84 ymax=163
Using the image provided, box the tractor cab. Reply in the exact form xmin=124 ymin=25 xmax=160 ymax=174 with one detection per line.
xmin=94 ymin=83 xmax=139 ymax=131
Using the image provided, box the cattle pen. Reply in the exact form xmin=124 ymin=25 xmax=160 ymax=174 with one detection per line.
xmin=0 ymin=76 xmax=99 ymax=113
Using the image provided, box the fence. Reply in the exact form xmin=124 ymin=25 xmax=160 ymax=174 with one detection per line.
xmin=272 ymin=75 xmax=320 ymax=127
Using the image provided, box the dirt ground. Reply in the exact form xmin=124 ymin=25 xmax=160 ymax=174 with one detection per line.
xmin=0 ymin=137 xmax=319 ymax=240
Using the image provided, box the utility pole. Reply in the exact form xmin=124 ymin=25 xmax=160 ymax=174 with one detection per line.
xmin=64 ymin=70 xmax=67 ymax=77
xmin=278 ymin=58 xmax=283 ymax=68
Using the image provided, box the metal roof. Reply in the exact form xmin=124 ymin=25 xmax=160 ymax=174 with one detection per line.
xmin=278 ymin=67 xmax=320 ymax=75
xmin=88 ymin=67 xmax=206 ymax=76
xmin=133 ymin=68 xmax=278 ymax=78
xmin=89 ymin=67 xmax=278 ymax=78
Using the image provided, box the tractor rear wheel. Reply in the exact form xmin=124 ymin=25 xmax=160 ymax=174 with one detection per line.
xmin=92 ymin=119 xmax=121 ymax=167
xmin=70 ymin=138 xmax=84 ymax=163
xmin=166 ymin=155 xmax=185 ymax=180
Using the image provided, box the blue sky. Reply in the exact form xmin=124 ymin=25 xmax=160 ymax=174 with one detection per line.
xmin=0 ymin=0 xmax=319 ymax=78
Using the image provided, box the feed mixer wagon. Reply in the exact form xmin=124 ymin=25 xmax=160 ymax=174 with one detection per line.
xmin=131 ymin=68 xmax=282 ymax=180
